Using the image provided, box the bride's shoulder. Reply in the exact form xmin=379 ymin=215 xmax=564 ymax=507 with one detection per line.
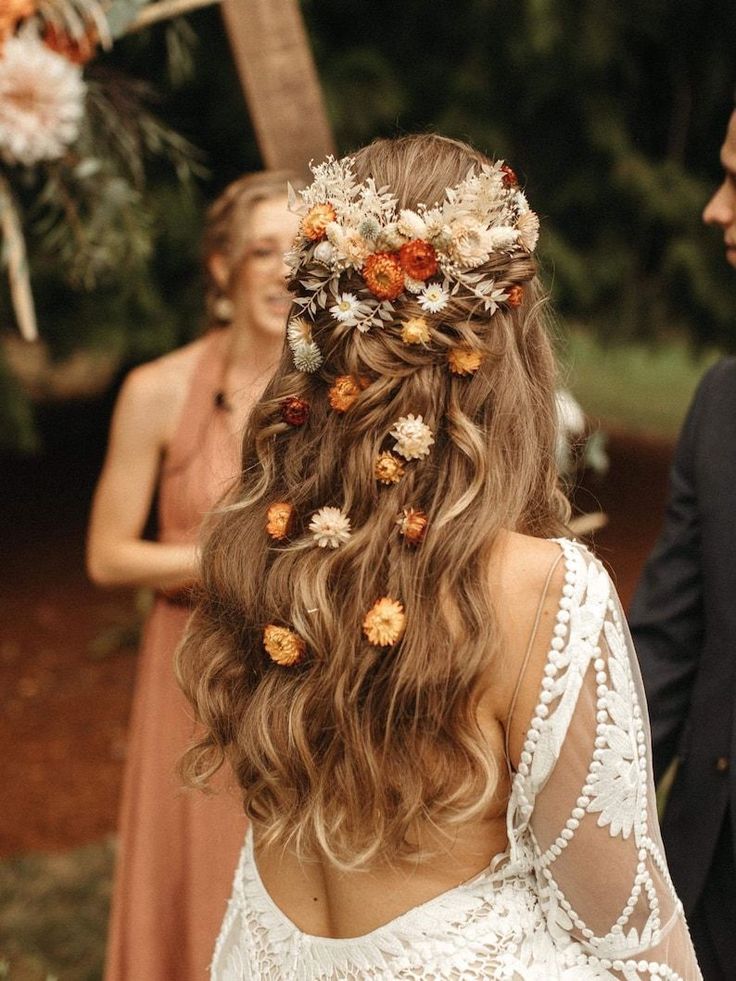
xmin=489 ymin=531 xmax=566 ymax=601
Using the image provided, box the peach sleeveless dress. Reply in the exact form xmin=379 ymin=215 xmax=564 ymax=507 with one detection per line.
xmin=105 ymin=330 xmax=247 ymax=980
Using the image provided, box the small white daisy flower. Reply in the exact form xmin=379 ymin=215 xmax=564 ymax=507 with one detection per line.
xmin=330 ymin=292 xmax=368 ymax=326
xmin=418 ymin=283 xmax=450 ymax=314
xmin=287 ymin=316 xmax=312 ymax=349
xmin=390 ymin=414 xmax=435 ymax=461
xmin=292 ymin=340 xmax=323 ymax=373
xmin=309 ymin=506 xmax=352 ymax=548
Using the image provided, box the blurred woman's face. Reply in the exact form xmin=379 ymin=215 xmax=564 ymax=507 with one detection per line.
xmin=231 ymin=195 xmax=300 ymax=339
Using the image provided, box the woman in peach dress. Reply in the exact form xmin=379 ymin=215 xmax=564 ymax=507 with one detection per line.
xmin=87 ymin=172 xmax=300 ymax=980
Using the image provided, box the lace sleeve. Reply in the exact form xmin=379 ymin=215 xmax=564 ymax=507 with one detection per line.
xmin=508 ymin=540 xmax=701 ymax=980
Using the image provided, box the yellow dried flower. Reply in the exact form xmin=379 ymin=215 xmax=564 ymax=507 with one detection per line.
xmin=448 ymin=346 xmax=484 ymax=376
xmin=397 ymin=507 xmax=428 ymax=545
xmin=400 ymin=316 xmax=431 ymax=345
xmin=302 ymin=202 xmax=336 ymax=241
xmin=362 ymin=597 xmax=406 ymax=647
xmin=266 ymin=502 xmax=294 ymax=540
xmin=263 ymin=625 xmax=306 ymax=666
xmin=374 ymin=451 xmax=405 ymax=485
xmin=328 ymin=375 xmax=363 ymax=412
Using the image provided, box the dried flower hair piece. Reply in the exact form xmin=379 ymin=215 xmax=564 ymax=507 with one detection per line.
xmin=309 ymin=506 xmax=352 ymax=548
xmin=390 ymin=414 xmax=435 ymax=461
xmin=397 ymin=507 xmax=428 ymax=545
xmin=281 ymin=395 xmax=310 ymax=426
xmin=448 ymin=346 xmax=484 ymax=376
xmin=266 ymin=502 xmax=294 ymax=541
xmin=263 ymin=625 xmax=306 ymax=666
xmin=328 ymin=375 xmax=367 ymax=412
xmin=400 ymin=316 xmax=430 ymax=345
xmin=375 ymin=451 xmax=405 ymax=485
xmin=287 ymin=155 xmax=538 ymax=333
xmin=363 ymin=597 xmax=406 ymax=647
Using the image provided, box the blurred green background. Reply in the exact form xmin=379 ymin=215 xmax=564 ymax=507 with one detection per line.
xmin=2 ymin=0 xmax=736 ymax=450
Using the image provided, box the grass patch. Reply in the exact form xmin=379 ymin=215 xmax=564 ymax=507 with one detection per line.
xmin=0 ymin=840 xmax=114 ymax=981
xmin=559 ymin=330 xmax=721 ymax=438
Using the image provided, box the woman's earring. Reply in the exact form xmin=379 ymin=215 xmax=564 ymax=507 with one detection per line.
xmin=213 ymin=295 xmax=234 ymax=322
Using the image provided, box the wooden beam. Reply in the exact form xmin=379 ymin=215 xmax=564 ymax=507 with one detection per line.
xmin=221 ymin=0 xmax=335 ymax=176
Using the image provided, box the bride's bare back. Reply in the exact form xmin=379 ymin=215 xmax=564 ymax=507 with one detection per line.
xmin=254 ymin=532 xmax=563 ymax=939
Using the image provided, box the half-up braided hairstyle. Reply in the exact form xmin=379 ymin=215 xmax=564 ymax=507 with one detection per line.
xmin=177 ymin=134 xmax=569 ymax=869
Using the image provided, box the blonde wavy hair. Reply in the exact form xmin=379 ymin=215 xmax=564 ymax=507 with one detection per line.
xmin=177 ymin=134 xmax=569 ymax=869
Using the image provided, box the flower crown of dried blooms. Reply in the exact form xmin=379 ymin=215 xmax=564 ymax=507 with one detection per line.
xmin=286 ymin=155 xmax=539 ymax=347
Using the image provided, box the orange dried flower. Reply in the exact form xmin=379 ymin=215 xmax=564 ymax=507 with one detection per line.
xmin=266 ymin=502 xmax=294 ymax=540
xmin=281 ymin=395 xmax=310 ymax=426
xmin=399 ymin=239 xmax=438 ymax=281
xmin=448 ymin=346 xmax=484 ymax=376
xmin=397 ymin=507 xmax=428 ymax=545
xmin=363 ymin=597 xmax=406 ymax=647
xmin=263 ymin=625 xmax=306 ymax=666
xmin=363 ymin=252 xmax=405 ymax=300
xmin=302 ymin=203 xmax=336 ymax=241
xmin=0 ymin=0 xmax=35 ymax=49
xmin=43 ymin=23 xmax=98 ymax=64
xmin=501 ymin=163 xmax=518 ymax=187
xmin=507 ymin=285 xmax=524 ymax=307
xmin=400 ymin=316 xmax=430 ymax=345
xmin=328 ymin=375 xmax=364 ymax=412
xmin=375 ymin=451 xmax=405 ymax=485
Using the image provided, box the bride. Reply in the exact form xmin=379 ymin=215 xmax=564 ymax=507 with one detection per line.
xmin=177 ymin=134 xmax=700 ymax=979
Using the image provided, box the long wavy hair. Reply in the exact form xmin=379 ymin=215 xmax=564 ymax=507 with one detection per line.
xmin=177 ymin=134 xmax=569 ymax=869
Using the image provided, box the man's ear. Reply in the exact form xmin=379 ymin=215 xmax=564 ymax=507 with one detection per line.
xmin=207 ymin=252 xmax=230 ymax=290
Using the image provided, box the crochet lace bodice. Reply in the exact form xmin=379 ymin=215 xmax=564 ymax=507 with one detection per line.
xmin=211 ymin=540 xmax=701 ymax=980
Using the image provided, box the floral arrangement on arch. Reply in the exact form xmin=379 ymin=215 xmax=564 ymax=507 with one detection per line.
xmin=0 ymin=0 xmax=216 ymax=341
xmin=285 ymin=155 xmax=540 ymax=337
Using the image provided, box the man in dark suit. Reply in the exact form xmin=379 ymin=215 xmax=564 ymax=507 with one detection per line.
xmin=629 ymin=108 xmax=736 ymax=981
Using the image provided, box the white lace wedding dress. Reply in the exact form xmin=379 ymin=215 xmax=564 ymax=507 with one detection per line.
xmin=211 ymin=540 xmax=701 ymax=979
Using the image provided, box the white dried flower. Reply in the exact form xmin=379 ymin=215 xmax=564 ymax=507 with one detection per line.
xmin=418 ymin=283 xmax=450 ymax=314
xmin=403 ymin=275 xmax=424 ymax=294
xmin=358 ymin=216 xmax=380 ymax=241
xmin=287 ymin=316 xmax=312 ymax=349
xmin=517 ymin=210 xmax=540 ymax=252
xmin=292 ymin=340 xmax=323 ymax=373
xmin=313 ymin=240 xmax=335 ymax=265
xmin=330 ymin=292 xmax=370 ymax=326
xmin=390 ymin=414 xmax=435 ymax=461
xmin=0 ymin=34 xmax=85 ymax=166
xmin=376 ymin=222 xmax=407 ymax=252
xmin=397 ymin=209 xmax=428 ymax=240
xmin=327 ymin=224 xmax=371 ymax=267
xmin=309 ymin=506 xmax=352 ymax=548
xmin=448 ymin=218 xmax=495 ymax=268
xmin=486 ymin=226 xmax=519 ymax=250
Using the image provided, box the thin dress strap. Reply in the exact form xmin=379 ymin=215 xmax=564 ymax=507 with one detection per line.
xmin=503 ymin=546 xmax=565 ymax=770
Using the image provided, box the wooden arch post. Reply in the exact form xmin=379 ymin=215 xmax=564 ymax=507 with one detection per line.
xmin=220 ymin=0 xmax=335 ymax=176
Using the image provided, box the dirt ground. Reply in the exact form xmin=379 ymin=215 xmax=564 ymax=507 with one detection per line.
xmin=0 ymin=407 xmax=675 ymax=858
